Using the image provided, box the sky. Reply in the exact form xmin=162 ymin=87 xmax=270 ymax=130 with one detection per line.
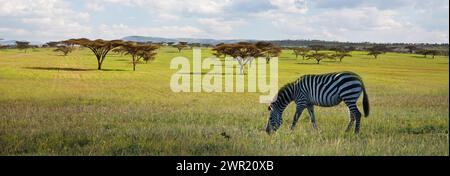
xmin=0 ymin=0 xmax=448 ymax=43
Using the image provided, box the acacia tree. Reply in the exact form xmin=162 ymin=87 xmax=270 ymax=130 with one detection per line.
xmin=53 ymin=45 xmax=74 ymax=56
xmin=16 ymin=41 xmax=30 ymax=53
xmin=121 ymin=42 xmax=159 ymax=71
xmin=265 ymin=46 xmax=282 ymax=63
xmin=293 ymin=48 xmax=310 ymax=59
xmin=64 ymin=38 xmax=123 ymax=70
xmin=418 ymin=49 xmax=439 ymax=59
xmin=309 ymin=45 xmax=324 ymax=53
xmin=174 ymin=42 xmax=188 ymax=52
xmin=255 ymin=41 xmax=281 ymax=63
xmin=306 ymin=53 xmax=331 ymax=64
xmin=46 ymin=42 xmax=60 ymax=48
xmin=230 ymin=43 xmax=263 ymax=74
xmin=367 ymin=46 xmax=386 ymax=59
xmin=112 ymin=47 xmax=127 ymax=56
xmin=368 ymin=51 xmax=383 ymax=59
xmin=331 ymin=51 xmax=352 ymax=62
xmin=214 ymin=43 xmax=263 ymax=74
xmin=143 ymin=51 xmax=157 ymax=64
xmin=212 ymin=44 xmax=232 ymax=58
xmin=405 ymin=45 xmax=417 ymax=54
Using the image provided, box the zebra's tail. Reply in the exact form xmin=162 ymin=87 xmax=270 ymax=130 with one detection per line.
xmin=362 ymin=85 xmax=370 ymax=118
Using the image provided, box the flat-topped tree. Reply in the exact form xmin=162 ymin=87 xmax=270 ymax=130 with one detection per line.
xmin=309 ymin=44 xmax=325 ymax=53
xmin=331 ymin=51 xmax=352 ymax=62
xmin=367 ymin=50 xmax=383 ymax=59
xmin=213 ymin=42 xmax=264 ymax=74
xmin=293 ymin=47 xmax=310 ymax=60
xmin=405 ymin=45 xmax=417 ymax=54
xmin=255 ymin=41 xmax=281 ymax=63
xmin=212 ymin=44 xmax=233 ymax=58
xmin=370 ymin=45 xmax=391 ymax=53
xmin=329 ymin=46 xmax=345 ymax=53
xmin=121 ymin=42 xmax=159 ymax=71
xmin=229 ymin=43 xmax=264 ymax=74
xmin=112 ymin=47 xmax=127 ymax=56
xmin=46 ymin=42 xmax=60 ymax=48
xmin=53 ymin=45 xmax=74 ymax=56
xmin=367 ymin=46 xmax=386 ymax=59
xmin=16 ymin=41 xmax=30 ymax=53
xmin=306 ymin=53 xmax=331 ymax=64
xmin=265 ymin=46 xmax=282 ymax=63
xmin=418 ymin=49 xmax=439 ymax=59
xmin=64 ymin=38 xmax=123 ymax=70
xmin=143 ymin=51 xmax=157 ymax=64
xmin=174 ymin=42 xmax=188 ymax=53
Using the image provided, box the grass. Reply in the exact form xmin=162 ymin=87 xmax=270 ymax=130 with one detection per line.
xmin=0 ymin=47 xmax=448 ymax=156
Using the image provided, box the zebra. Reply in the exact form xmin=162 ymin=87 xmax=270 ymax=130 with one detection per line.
xmin=266 ymin=71 xmax=369 ymax=134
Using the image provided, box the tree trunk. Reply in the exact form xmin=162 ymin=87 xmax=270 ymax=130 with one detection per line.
xmin=317 ymin=60 xmax=320 ymax=64
xmin=239 ymin=65 xmax=245 ymax=75
xmin=97 ymin=56 xmax=103 ymax=70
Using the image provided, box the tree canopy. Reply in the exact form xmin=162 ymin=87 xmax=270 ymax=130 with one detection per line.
xmin=15 ymin=41 xmax=30 ymax=53
xmin=213 ymin=42 xmax=265 ymax=74
xmin=255 ymin=41 xmax=282 ymax=63
xmin=53 ymin=45 xmax=74 ymax=56
xmin=293 ymin=47 xmax=310 ymax=59
xmin=121 ymin=42 xmax=159 ymax=71
xmin=306 ymin=53 xmax=332 ymax=64
xmin=64 ymin=38 xmax=123 ymax=70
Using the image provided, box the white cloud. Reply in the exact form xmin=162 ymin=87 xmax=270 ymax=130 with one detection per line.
xmin=270 ymin=0 xmax=308 ymax=13
xmin=197 ymin=18 xmax=245 ymax=35
xmin=86 ymin=2 xmax=105 ymax=12
xmin=0 ymin=0 xmax=91 ymax=41
xmin=0 ymin=0 xmax=448 ymax=43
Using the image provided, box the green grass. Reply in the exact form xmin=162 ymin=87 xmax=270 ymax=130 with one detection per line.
xmin=0 ymin=47 xmax=448 ymax=156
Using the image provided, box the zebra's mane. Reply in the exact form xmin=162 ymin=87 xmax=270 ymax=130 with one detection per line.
xmin=271 ymin=82 xmax=295 ymax=104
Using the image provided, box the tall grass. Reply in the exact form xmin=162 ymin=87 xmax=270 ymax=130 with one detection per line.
xmin=0 ymin=47 xmax=448 ymax=155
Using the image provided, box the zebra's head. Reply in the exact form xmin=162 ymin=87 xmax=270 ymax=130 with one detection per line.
xmin=266 ymin=103 xmax=283 ymax=134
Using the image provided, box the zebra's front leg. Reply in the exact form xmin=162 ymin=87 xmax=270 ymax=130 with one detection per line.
xmin=306 ymin=106 xmax=318 ymax=130
xmin=291 ymin=106 xmax=305 ymax=130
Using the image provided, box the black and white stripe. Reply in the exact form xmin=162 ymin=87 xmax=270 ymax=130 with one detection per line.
xmin=266 ymin=71 xmax=370 ymax=134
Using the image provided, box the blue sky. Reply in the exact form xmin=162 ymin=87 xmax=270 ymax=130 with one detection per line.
xmin=0 ymin=0 xmax=448 ymax=43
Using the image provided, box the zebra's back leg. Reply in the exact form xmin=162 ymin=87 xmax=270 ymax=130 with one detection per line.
xmin=345 ymin=110 xmax=355 ymax=132
xmin=343 ymin=99 xmax=362 ymax=133
xmin=291 ymin=105 xmax=306 ymax=130
xmin=306 ymin=105 xmax=318 ymax=130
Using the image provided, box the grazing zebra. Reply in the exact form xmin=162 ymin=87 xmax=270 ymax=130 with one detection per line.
xmin=266 ymin=71 xmax=369 ymax=134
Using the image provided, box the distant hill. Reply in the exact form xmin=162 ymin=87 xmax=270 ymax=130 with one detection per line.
xmin=122 ymin=36 xmax=249 ymax=45
xmin=0 ymin=40 xmax=43 ymax=46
